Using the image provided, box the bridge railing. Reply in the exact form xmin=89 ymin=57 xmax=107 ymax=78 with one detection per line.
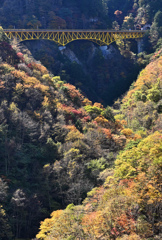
xmin=4 ymin=29 xmax=146 ymax=46
xmin=4 ymin=29 xmax=146 ymax=33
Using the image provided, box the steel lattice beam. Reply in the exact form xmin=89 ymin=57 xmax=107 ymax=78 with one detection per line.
xmin=4 ymin=29 xmax=145 ymax=46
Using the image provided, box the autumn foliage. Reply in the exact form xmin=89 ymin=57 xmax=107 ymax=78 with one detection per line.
xmin=37 ymin=132 xmax=162 ymax=239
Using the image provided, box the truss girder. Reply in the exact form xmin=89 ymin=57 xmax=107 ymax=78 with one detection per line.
xmin=4 ymin=30 xmax=145 ymax=46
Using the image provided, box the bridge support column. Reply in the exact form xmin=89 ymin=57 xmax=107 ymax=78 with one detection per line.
xmin=137 ymin=39 xmax=143 ymax=53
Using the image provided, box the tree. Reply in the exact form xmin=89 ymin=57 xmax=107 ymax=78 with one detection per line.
xmin=0 ymin=178 xmax=8 ymax=202
xmin=0 ymin=205 xmax=13 ymax=240
xmin=122 ymin=13 xmax=135 ymax=30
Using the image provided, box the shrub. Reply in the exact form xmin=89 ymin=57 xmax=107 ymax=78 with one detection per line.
xmin=121 ymin=128 xmax=133 ymax=137
xmin=102 ymin=106 xmax=115 ymax=122
xmin=94 ymin=115 xmax=110 ymax=128
xmin=0 ymin=63 xmax=14 ymax=74
xmin=147 ymin=88 xmax=161 ymax=102
xmin=30 ymin=62 xmax=48 ymax=75
xmin=84 ymin=105 xmax=103 ymax=118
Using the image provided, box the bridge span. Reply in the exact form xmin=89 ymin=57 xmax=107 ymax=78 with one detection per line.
xmin=4 ymin=29 xmax=145 ymax=46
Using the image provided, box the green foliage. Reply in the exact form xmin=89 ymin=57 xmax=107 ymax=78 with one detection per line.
xmin=87 ymin=157 xmax=108 ymax=171
xmin=102 ymin=106 xmax=115 ymax=122
xmin=0 ymin=1 xmax=162 ymax=239
xmin=115 ymin=132 xmax=162 ymax=179
xmin=147 ymin=86 xmax=161 ymax=102
xmin=84 ymin=105 xmax=103 ymax=118
xmin=124 ymin=139 xmax=142 ymax=150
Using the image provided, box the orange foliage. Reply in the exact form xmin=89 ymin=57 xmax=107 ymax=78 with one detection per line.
xmin=34 ymin=83 xmax=49 ymax=93
xmin=133 ymin=133 xmax=142 ymax=140
xmin=0 ymin=79 xmax=5 ymax=89
xmin=11 ymin=70 xmax=27 ymax=81
xmin=93 ymin=102 xmax=104 ymax=109
xmin=121 ymin=128 xmax=133 ymax=137
xmin=121 ymin=120 xmax=127 ymax=126
xmin=82 ymin=212 xmax=97 ymax=233
xmin=94 ymin=115 xmax=110 ymax=128
xmin=115 ymin=119 xmax=124 ymax=130
xmin=102 ymin=128 xmax=112 ymax=139
xmin=116 ymin=213 xmax=136 ymax=234
xmin=64 ymin=83 xmax=84 ymax=102
xmin=30 ymin=62 xmax=48 ymax=75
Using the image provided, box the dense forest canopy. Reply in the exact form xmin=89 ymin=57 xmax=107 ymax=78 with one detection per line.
xmin=0 ymin=0 xmax=161 ymax=30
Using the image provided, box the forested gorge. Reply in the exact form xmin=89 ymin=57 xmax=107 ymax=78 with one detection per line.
xmin=0 ymin=0 xmax=162 ymax=239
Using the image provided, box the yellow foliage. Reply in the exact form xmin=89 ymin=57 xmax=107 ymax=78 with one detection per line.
xmin=121 ymin=128 xmax=133 ymax=137
xmin=31 ymin=62 xmax=48 ymax=75
xmin=65 ymin=127 xmax=83 ymax=142
xmin=36 ymin=210 xmax=63 ymax=240
xmin=42 ymin=96 xmax=50 ymax=108
xmin=24 ymin=76 xmax=40 ymax=86
xmin=34 ymin=83 xmax=49 ymax=93
xmin=33 ymin=111 xmax=42 ymax=121
xmin=123 ymin=56 xmax=162 ymax=104
xmin=116 ymin=233 xmax=142 ymax=240
xmin=94 ymin=115 xmax=109 ymax=128
xmin=9 ymin=102 xmax=18 ymax=113
xmin=15 ymin=83 xmax=24 ymax=94
xmin=11 ymin=70 xmax=27 ymax=81
xmin=82 ymin=98 xmax=92 ymax=106
xmin=42 ymin=74 xmax=51 ymax=82
xmin=0 ymin=63 xmax=14 ymax=73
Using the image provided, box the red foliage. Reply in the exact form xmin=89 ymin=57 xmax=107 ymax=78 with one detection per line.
xmin=71 ymin=109 xmax=82 ymax=116
xmin=83 ymin=116 xmax=91 ymax=122
xmin=17 ymin=52 xmax=24 ymax=62
xmin=102 ymin=128 xmax=112 ymax=139
xmin=27 ymin=63 xmax=33 ymax=69
xmin=17 ymin=52 xmax=24 ymax=58
xmin=64 ymin=83 xmax=84 ymax=102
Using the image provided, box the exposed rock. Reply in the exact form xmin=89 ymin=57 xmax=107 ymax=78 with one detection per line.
xmin=61 ymin=47 xmax=81 ymax=65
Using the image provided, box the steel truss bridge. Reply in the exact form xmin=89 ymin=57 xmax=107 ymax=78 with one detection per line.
xmin=4 ymin=29 xmax=145 ymax=46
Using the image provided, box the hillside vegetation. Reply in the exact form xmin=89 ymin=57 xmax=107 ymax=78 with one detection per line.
xmin=0 ymin=0 xmax=161 ymax=239
xmin=1 ymin=0 xmax=162 ymax=106
xmin=36 ymin=50 xmax=162 ymax=240
xmin=0 ymin=27 xmax=133 ymax=239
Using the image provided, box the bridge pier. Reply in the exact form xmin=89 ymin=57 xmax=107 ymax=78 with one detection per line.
xmin=137 ymin=39 xmax=143 ymax=53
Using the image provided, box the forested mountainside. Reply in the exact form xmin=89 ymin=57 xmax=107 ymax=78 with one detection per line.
xmin=0 ymin=25 xmax=161 ymax=239
xmin=36 ymin=50 xmax=162 ymax=240
xmin=0 ymin=27 xmax=132 ymax=239
xmin=0 ymin=0 xmax=161 ymax=30
xmin=0 ymin=0 xmax=162 ymax=106
xmin=0 ymin=0 xmax=162 ymax=240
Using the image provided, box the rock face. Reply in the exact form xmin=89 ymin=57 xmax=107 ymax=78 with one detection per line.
xmin=99 ymin=45 xmax=118 ymax=59
xmin=22 ymin=39 xmax=140 ymax=105
xmin=61 ymin=47 xmax=81 ymax=65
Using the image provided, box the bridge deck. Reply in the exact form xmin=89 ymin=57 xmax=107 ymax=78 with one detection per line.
xmin=4 ymin=29 xmax=145 ymax=46
xmin=4 ymin=29 xmax=145 ymax=33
